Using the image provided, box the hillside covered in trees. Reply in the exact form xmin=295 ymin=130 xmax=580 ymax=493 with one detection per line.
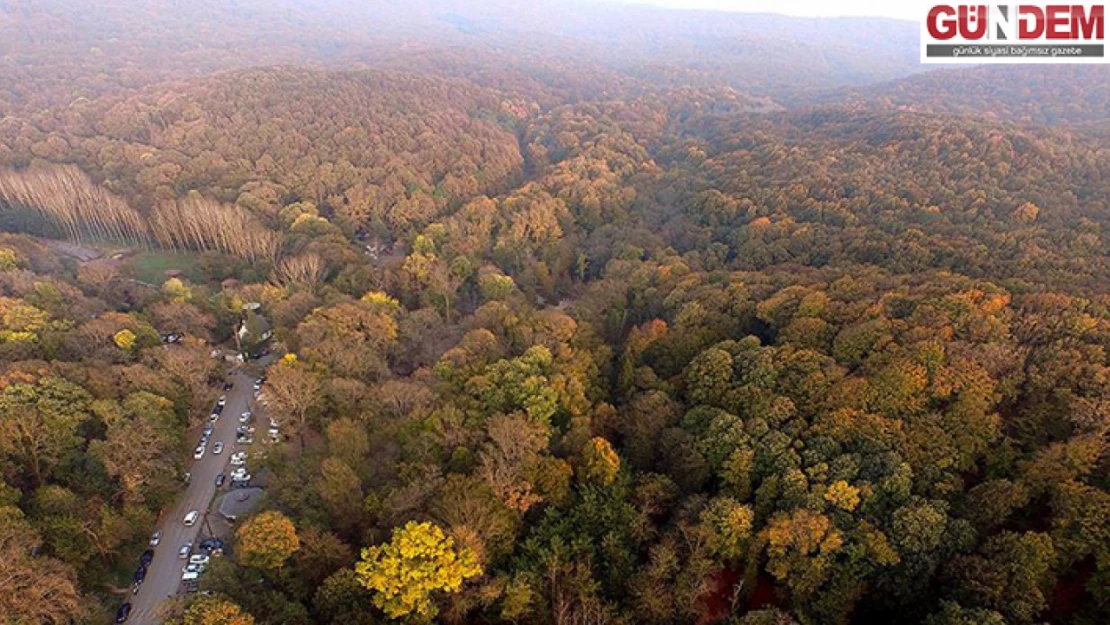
xmin=0 ymin=2 xmax=1108 ymax=625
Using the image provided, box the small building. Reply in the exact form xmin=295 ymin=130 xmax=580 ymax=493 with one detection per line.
xmin=218 ymin=487 xmax=265 ymax=522
xmin=234 ymin=303 xmax=273 ymax=360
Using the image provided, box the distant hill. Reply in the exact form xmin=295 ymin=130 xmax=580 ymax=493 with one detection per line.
xmin=804 ymin=65 xmax=1110 ymax=126
xmin=0 ymin=0 xmax=924 ymax=115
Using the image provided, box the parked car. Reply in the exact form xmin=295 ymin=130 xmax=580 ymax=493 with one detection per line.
xmin=217 ymin=395 xmax=226 ymax=407
xmin=209 ymin=411 xmax=220 ymax=422
xmin=230 ymin=452 xmax=246 ymax=466
xmin=114 ymin=603 xmax=132 ymax=623
xmin=183 ymin=510 xmax=199 ymax=526
xmin=190 ymin=554 xmax=211 ymax=566
xmin=238 ymin=411 xmax=252 ymax=423
xmin=212 ymin=441 xmax=224 ymax=454
xmin=232 ymin=479 xmax=252 ymax=489
xmin=140 ymin=549 xmax=154 ymax=566
xmin=203 ymin=423 xmax=214 ymax=436
xmin=178 ymin=542 xmax=192 ymax=559
xmin=253 ymin=378 xmax=263 ymax=390
xmin=215 ymin=474 xmax=226 ymax=487
xmin=133 ymin=565 xmax=147 ymax=587
xmin=232 ymin=473 xmax=252 ymax=483
xmin=193 ymin=445 xmax=206 ymax=460
xmin=182 ymin=562 xmax=205 ymax=574
xmin=199 ymin=538 xmax=224 ymax=552
xmin=223 ymin=381 xmax=234 ymax=391
xmin=149 ymin=530 xmax=161 ymax=547
xmin=182 ymin=570 xmax=200 ymax=582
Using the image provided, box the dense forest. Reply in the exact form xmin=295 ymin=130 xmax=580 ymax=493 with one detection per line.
xmin=0 ymin=2 xmax=1108 ymax=625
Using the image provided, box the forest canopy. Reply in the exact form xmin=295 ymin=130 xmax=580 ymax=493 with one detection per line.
xmin=0 ymin=2 xmax=1107 ymax=625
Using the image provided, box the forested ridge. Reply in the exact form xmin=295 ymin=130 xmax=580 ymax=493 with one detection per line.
xmin=0 ymin=2 xmax=1108 ymax=625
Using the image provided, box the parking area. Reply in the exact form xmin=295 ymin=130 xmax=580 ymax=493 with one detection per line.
xmin=121 ymin=361 xmax=277 ymax=624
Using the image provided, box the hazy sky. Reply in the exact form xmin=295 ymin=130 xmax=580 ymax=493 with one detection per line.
xmin=597 ymin=0 xmax=920 ymax=21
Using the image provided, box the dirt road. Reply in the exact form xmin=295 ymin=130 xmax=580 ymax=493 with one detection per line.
xmin=126 ymin=367 xmax=259 ymax=624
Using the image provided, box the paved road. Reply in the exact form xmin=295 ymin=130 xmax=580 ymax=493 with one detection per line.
xmin=128 ymin=367 xmax=259 ymax=624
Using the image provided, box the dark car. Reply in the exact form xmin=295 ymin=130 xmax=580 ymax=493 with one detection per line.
xmin=115 ymin=603 xmax=132 ymax=623
xmin=215 ymin=474 xmax=226 ymax=487
xmin=200 ymin=538 xmax=224 ymax=551
xmin=139 ymin=549 xmax=154 ymax=566
xmin=223 ymin=381 xmax=234 ymax=391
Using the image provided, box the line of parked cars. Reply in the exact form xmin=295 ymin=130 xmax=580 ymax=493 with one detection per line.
xmin=179 ymin=537 xmax=225 ymax=584
xmin=116 ymin=528 xmax=167 ymax=621
xmin=120 ymin=374 xmax=268 ymax=621
xmin=196 ymin=394 xmax=230 ymax=458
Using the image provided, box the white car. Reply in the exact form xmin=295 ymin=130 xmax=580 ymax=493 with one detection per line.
xmin=182 ymin=562 xmax=205 ymax=574
xmin=217 ymin=395 xmax=226 ymax=407
xmin=212 ymin=442 xmax=224 ymax=455
xmin=239 ymin=411 xmax=252 ymax=423
xmin=230 ymin=452 xmax=246 ymax=466
xmin=183 ymin=510 xmax=199 ymax=526
xmin=149 ymin=531 xmax=162 ymax=547
xmin=232 ymin=473 xmax=251 ymax=483
xmin=253 ymin=379 xmax=263 ymax=390
xmin=189 ymin=554 xmax=211 ymax=566
xmin=182 ymin=570 xmax=200 ymax=582
xmin=230 ymin=467 xmax=248 ymax=478
xmin=179 ymin=542 xmax=192 ymax=559
xmin=193 ymin=445 xmax=206 ymax=460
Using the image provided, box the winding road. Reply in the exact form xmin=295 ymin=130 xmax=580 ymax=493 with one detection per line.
xmin=126 ymin=367 xmax=259 ymax=624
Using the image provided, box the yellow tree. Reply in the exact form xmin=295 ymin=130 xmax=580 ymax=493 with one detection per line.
xmin=181 ymin=596 xmax=255 ymax=625
xmin=762 ymin=508 xmax=843 ymax=599
xmin=113 ymin=329 xmax=137 ymax=351
xmin=824 ymin=481 xmax=861 ymax=511
xmin=579 ymin=437 xmax=621 ymax=486
xmin=162 ymin=278 xmax=193 ymax=304
xmin=236 ymin=511 xmax=300 ymax=571
xmin=355 ymin=521 xmax=482 ymax=620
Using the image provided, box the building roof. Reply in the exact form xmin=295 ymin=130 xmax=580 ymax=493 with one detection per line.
xmin=217 ymin=487 xmax=265 ymax=521
xmin=240 ymin=309 xmax=272 ymax=340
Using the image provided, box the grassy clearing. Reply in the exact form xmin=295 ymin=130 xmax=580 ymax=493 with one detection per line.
xmin=126 ymin=250 xmax=200 ymax=284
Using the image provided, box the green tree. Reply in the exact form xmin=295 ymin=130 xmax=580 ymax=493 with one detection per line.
xmin=924 ymin=601 xmax=1007 ymax=625
xmin=700 ymin=496 xmax=754 ymax=562
xmin=949 ymin=531 xmax=1055 ymax=624
xmin=0 ymin=377 xmax=92 ymax=486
